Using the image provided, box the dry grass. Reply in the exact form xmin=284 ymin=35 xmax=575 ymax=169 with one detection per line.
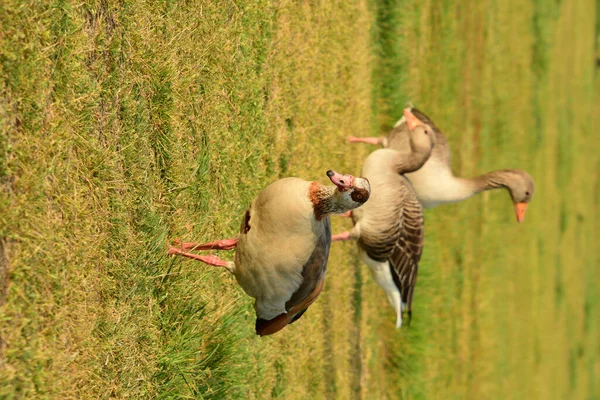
xmin=0 ymin=0 xmax=374 ymax=398
xmin=0 ymin=0 xmax=598 ymax=399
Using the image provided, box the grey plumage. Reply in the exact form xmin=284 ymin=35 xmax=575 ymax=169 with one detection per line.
xmin=352 ymin=150 xmax=426 ymax=323
xmin=389 ymin=107 xmax=451 ymax=167
xmin=388 ymin=107 xmax=534 ymax=213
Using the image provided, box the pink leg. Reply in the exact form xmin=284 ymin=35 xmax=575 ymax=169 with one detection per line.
xmin=167 ymin=246 xmax=229 ymax=267
xmin=331 ymin=231 xmax=352 ymax=242
xmin=347 ymin=136 xmax=384 ymax=146
xmin=172 ymin=238 xmax=238 ymax=251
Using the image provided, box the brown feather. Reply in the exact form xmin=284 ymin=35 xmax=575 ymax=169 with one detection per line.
xmin=309 ymin=181 xmax=328 ymax=221
xmin=387 ymin=195 xmax=424 ymax=311
xmin=242 ymin=210 xmax=251 ymax=234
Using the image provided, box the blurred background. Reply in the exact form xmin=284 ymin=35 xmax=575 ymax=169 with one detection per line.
xmin=1 ymin=0 xmax=598 ymax=398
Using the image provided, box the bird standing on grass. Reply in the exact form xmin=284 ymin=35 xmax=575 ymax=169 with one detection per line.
xmin=348 ymin=106 xmax=535 ymax=222
xmin=332 ymin=108 xmax=435 ymax=327
xmin=168 ymin=170 xmax=371 ymax=336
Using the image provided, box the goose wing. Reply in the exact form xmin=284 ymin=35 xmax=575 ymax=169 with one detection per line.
xmin=387 ymin=193 xmax=424 ymax=317
xmin=255 ymin=218 xmax=331 ymax=336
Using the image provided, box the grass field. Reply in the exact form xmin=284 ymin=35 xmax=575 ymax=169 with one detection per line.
xmin=1 ymin=0 xmax=598 ymax=399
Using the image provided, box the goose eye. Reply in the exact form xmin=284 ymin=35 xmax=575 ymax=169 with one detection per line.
xmin=339 ymin=180 xmax=344 ymax=184
xmin=356 ymin=194 xmax=362 ymax=199
xmin=525 ymin=191 xmax=530 ymax=196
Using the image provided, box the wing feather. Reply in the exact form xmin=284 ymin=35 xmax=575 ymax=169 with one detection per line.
xmin=255 ymin=218 xmax=331 ymax=336
xmin=387 ymin=194 xmax=424 ymax=312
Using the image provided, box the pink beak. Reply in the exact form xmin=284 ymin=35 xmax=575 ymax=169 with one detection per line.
xmin=404 ymin=108 xmax=425 ymax=131
xmin=327 ymin=170 xmax=354 ymax=190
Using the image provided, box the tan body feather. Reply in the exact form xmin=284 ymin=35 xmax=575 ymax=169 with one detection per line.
xmin=234 ymin=178 xmax=328 ymax=321
xmin=169 ymin=172 xmax=370 ymax=336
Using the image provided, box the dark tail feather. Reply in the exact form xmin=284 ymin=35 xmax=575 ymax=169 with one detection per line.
xmin=255 ymin=307 xmax=310 ymax=336
xmin=255 ymin=313 xmax=292 ymax=336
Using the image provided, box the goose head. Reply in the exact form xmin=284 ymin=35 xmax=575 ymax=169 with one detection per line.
xmin=404 ymin=108 xmax=435 ymax=154
xmin=392 ymin=107 xmax=436 ymax=174
xmin=504 ymin=170 xmax=535 ymax=223
xmin=326 ymin=170 xmax=371 ymax=210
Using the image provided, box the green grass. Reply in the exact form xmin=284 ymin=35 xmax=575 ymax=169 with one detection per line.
xmin=1 ymin=0 xmax=598 ymax=399
xmin=365 ymin=0 xmax=600 ymax=399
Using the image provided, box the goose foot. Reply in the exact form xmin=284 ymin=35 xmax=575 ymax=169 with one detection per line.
xmin=171 ymin=238 xmax=238 ymax=251
xmin=167 ymin=246 xmax=229 ymax=267
xmin=347 ymin=136 xmax=384 ymax=146
xmin=331 ymin=231 xmax=351 ymax=242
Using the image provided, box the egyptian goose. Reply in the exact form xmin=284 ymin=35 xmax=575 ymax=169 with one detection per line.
xmin=349 ymin=107 xmax=535 ymax=222
xmin=168 ymin=170 xmax=371 ymax=336
xmin=333 ymin=108 xmax=434 ymax=327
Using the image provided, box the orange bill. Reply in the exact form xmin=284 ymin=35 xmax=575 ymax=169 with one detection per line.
xmin=404 ymin=108 xmax=425 ymax=131
xmin=514 ymin=202 xmax=528 ymax=223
